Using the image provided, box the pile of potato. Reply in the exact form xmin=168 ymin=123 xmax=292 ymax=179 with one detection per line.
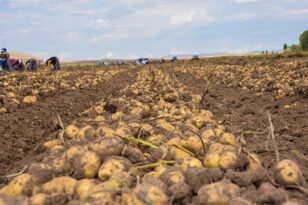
xmin=0 ymin=66 xmax=123 ymax=113
xmin=0 ymin=68 xmax=306 ymax=205
xmin=170 ymin=58 xmax=308 ymax=99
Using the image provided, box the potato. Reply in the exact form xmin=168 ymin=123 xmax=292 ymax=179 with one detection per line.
xmin=219 ymin=152 xmax=238 ymax=170
xmin=0 ymin=107 xmax=7 ymax=114
xmin=111 ymin=112 xmax=123 ymax=120
xmin=95 ymin=127 xmax=116 ymax=138
xmin=94 ymin=106 xmax=104 ymax=114
xmin=160 ymin=169 xmax=185 ymax=186
xmin=170 ymin=146 xmax=192 ymax=160
xmin=65 ymin=125 xmax=79 ymax=139
xmin=28 ymin=163 xmax=54 ymax=184
xmin=203 ymin=153 xmax=220 ymax=168
xmin=247 ymin=153 xmax=262 ymax=170
xmin=65 ymin=146 xmax=86 ymax=160
xmin=157 ymin=119 xmax=175 ymax=132
xmin=43 ymin=139 xmax=62 ymax=150
xmin=274 ymin=159 xmax=304 ymax=186
xmin=89 ymin=137 xmax=125 ymax=159
xmin=23 ymin=95 xmax=37 ymax=104
xmin=41 ymin=176 xmax=77 ymax=195
xmin=100 ymin=172 xmax=132 ymax=189
xmin=197 ymin=181 xmax=240 ymax=205
xmin=98 ymin=157 xmax=132 ymax=181
xmin=218 ymin=133 xmax=239 ymax=147
xmin=0 ymin=194 xmax=28 ymax=205
xmin=180 ymin=157 xmax=203 ymax=171
xmin=0 ymin=174 xmax=34 ymax=197
xmin=72 ymin=151 xmax=101 ymax=179
xmin=181 ymin=135 xmax=206 ymax=154
xmin=74 ymin=179 xmax=98 ymax=201
xmin=29 ymin=193 xmax=48 ymax=205
xmin=128 ymin=184 xmax=168 ymax=205
xmin=75 ymin=125 xmax=95 ymax=140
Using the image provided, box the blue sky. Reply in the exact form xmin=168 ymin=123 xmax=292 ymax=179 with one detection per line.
xmin=0 ymin=0 xmax=307 ymax=60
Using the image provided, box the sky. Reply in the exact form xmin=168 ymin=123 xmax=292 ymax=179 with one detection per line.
xmin=0 ymin=0 xmax=307 ymax=61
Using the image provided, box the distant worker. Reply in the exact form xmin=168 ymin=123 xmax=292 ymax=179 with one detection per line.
xmin=0 ymin=48 xmax=10 ymax=73
xmin=45 ymin=56 xmax=60 ymax=71
xmin=26 ymin=58 xmax=38 ymax=71
xmin=8 ymin=58 xmax=24 ymax=71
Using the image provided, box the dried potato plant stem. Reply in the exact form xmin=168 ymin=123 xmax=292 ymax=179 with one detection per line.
xmin=187 ymin=129 xmax=207 ymax=154
xmin=116 ymin=134 xmax=158 ymax=149
xmin=6 ymin=165 xmax=27 ymax=178
xmin=267 ymin=112 xmax=280 ymax=163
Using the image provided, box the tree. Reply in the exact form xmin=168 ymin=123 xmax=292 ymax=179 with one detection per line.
xmin=290 ymin=44 xmax=300 ymax=52
xmin=299 ymin=30 xmax=308 ymax=51
xmin=283 ymin=43 xmax=288 ymax=51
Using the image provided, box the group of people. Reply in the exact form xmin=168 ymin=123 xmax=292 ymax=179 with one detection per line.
xmin=0 ymin=48 xmax=61 ymax=75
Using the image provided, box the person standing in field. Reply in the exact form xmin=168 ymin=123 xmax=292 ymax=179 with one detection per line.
xmin=26 ymin=58 xmax=38 ymax=71
xmin=45 ymin=56 xmax=60 ymax=71
xmin=0 ymin=48 xmax=11 ymax=73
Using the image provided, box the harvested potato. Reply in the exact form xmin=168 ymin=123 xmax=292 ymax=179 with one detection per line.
xmin=43 ymin=139 xmax=62 ymax=150
xmin=203 ymin=153 xmax=220 ymax=168
xmin=218 ymin=133 xmax=239 ymax=147
xmin=0 ymin=107 xmax=7 ymax=114
xmin=274 ymin=159 xmax=304 ymax=186
xmin=98 ymin=157 xmax=132 ymax=181
xmin=160 ymin=168 xmax=185 ymax=186
xmin=0 ymin=174 xmax=34 ymax=197
xmin=95 ymin=127 xmax=116 ymax=138
xmin=157 ymin=119 xmax=175 ymax=132
xmin=74 ymin=179 xmax=98 ymax=201
xmin=41 ymin=176 xmax=77 ymax=195
xmin=180 ymin=157 xmax=203 ymax=171
xmin=72 ymin=151 xmax=101 ymax=179
xmin=75 ymin=125 xmax=95 ymax=140
xmin=100 ymin=171 xmax=132 ymax=189
xmin=29 ymin=193 xmax=48 ymax=205
xmin=23 ymin=95 xmax=37 ymax=104
xmin=128 ymin=184 xmax=169 ymax=205
xmin=28 ymin=163 xmax=54 ymax=184
xmin=247 ymin=153 xmax=262 ymax=170
xmin=65 ymin=125 xmax=79 ymax=139
xmin=197 ymin=181 xmax=240 ymax=205
xmin=219 ymin=151 xmax=238 ymax=170
xmin=89 ymin=137 xmax=125 ymax=159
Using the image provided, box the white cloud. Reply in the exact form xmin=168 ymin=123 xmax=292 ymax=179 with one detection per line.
xmin=282 ymin=8 xmax=308 ymax=16
xmin=220 ymin=44 xmax=264 ymax=53
xmin=89 ymin=19 xmax=109 ymax=28
xmin=169 ymin=11 xmax=195 ymax=26
xmin=170 ymin=48 xmax=184 ymax=55
xmin=233 ymin=12 xmax=257 ymax=21
xmin=58 ymin=52 xmax=72 ymax=61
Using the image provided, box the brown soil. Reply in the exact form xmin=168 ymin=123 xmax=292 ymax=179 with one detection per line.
xmin=0 ymin=69 xmax=138 ymax=175
xmin=167 ymin=70 xmax=308 ymax=178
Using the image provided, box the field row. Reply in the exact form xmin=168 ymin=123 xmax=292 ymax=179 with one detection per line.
xmin=0 ymin=68 xmax=306 ymax=205
xmin=169 ymin=58 xmax=308 ymax=99
xmin=0 ymin=66 xmax=126 ymax=113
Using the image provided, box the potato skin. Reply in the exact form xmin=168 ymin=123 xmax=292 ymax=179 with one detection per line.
xmin=0 ymin=174 xmax=34 ymax=197
xmin=72 ymin=151 xmax=101 ymax=179
xmin=274 ymin=159 xmax=304 ymax=186
xmin=41 ymin=176 xmax=77 ymax=195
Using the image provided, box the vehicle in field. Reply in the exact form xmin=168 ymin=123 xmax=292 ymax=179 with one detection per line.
xmin=136 ymin=58 xmax=149 ymax=65
xmin=171 ymin=56 xmax=177 ymax=62
xmin=192 ymin=55 xmax=199 ymax=61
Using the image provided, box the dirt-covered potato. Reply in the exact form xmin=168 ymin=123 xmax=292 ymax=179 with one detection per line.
xmin=160 ymin=168 xmax=185 ymax=186
xmin=41 ymin=176 xmax=77 ymax=195
xmin=74 ymin=179 xmax=98 ymax=201
xmin=0 ymin=194 xmax=28 ymax=205
xmin=157 ymin=119 xmax=175 ymax=132
xmin=229 ymin=197 xmax=253 ymax=205
xmin=225 ymin=168 xmax=266 ymax=186
xmin=28 ymin=163 xmax=54 ymax=184
xmin=247 ymin=153 xmax=262 ymax=170
xmin=180 ymin=157 xmax=203 ymax=171
xmin=99 ymin=171 xmax=132 ymax=189
xmin=65 ymin=125 xmax=79 ymax=139
xmin=274 ymin=159 xmax=304 ymax=186
xmin=127 ymin=184 xmax=169 ymax=205
xmin=29 ymin=193 xmax=69 ymax=205
xmin=203 ymin=153 xmax=220 ymax=168
xmin=98 ymin=157 xmax=132 ymax=181
xmin=75 ymin=125 xmax=95 ymax=140
xmin=89 ymin=137 xmax=125 ymax=159
xmin=23 ymin=95 xmax=37 ymax=104
xmin=72 ymin=151 xmax=101 ymax=179
xmin=218 ymin=133 xmax=239 ymax=148
xmin=95 ymin=127 xmax=116 ymax=138
xmin=197 ymin=181 xmax=240 ymax=205
xmin=43 ymin=139 xmax=62 ymax=150
xmin=0 ymin=174 xmax=34 ymax=196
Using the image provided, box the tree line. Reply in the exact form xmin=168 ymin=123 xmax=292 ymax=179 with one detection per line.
xmin=283 ymin=30 xmax=308 ymax=52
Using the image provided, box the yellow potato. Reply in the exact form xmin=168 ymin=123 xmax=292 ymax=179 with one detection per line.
xmin=23 ymin=95 xmax=37 ymax=104
xmin=94 ymin=106 xmax=104 ymax=114
xmin=219 ymin=152 xmax=237 ymax=170
xmin=75 ymin=179 xmax=98 ymax=201
xmin=43 ymin=139 xmax=62 ymax=150
xmin=41 ymin=176 xmax=77 ymax=195
xmin=74 ymin=151 xmax=101 ymax=179
xmin=95 ymin=127 xmax=116 ymax=138
xmin=204 ymin=153 xmax=220 ymax=168
xmin=247 ymin=153 xmax=262 ymax=170
xmin=274 ymin=159 xmax=304 ymax=186
xmin=0 ymin=107 xmax=7 ymax=114
xmin=218 ymin=133 xmax=239 ymax=147
xmin=180 ymin=157 xmax=203 ymax=171
xmin=65 ymin=125 xmax=79 ymax=139
xmin=75 ymin=125 xmax=95 ymax=140
xmin=130 ymin=184 xmax=168 ymax=205
xmin=157 ymin=119 xmax=175 ymax=132
xmin=29 ymin=193 xmax=48 ymax=205
xmin=98 ymin=158 xmax=130 ymax=181
xmin=198 ymin=181 xmax=240 ymax=205
xmin=0 ymin=174 xmax=34 ymax=196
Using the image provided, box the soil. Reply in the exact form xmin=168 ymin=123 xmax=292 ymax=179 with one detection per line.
xmin=167 ymin=70 xmax=308 ymax=178
xmin=0 ymin=69 xmax=138 ymax=175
